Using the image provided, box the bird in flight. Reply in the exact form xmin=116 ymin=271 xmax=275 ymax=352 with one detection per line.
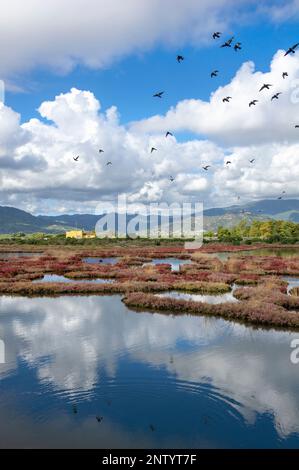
xmin=169 ymin=176 xmax=175 ymax=182
xmin=259 ymin=83 xmax=272 ymax=91
xmin=249 ymin=100 xmax=258 ymax=107
xmin=96 ymin=416 xmax=103 ymax=423
xmin=295 ymin=125 xmax=299 ymax=128
xmin=213 ymin=32 xmax=221 ymax=39
xmin=271 ymin=92 xmax=282 ymax=101
xmin=249 ymin=158 xmax=255 ymax=163
xmin=177 ymin=55 xmax=184 ymax=63
xmin=277 ymin=195 xmax=283 ymax=200
xmin=211 ymin=70 xmax=219 ymax=78
xmin=106 ymin=161 xmax=112 ymax=166
xmin=284 ymin=43 xmax=299 ymax=56
xmin=99 ymin=149 xmax=104 ymax=153
xmin=234 ymin=42 xmax=242 ymax=51
xmin=223 ymin=96 xmax=232 ymax=103
xmin=282 ymin=72 xmax=288 ymax=79
xmin=202 ymin=165 xmax=211 ymax=171
xmin=165 ymin=131 xmax=173 ymax=138
xmin=153 ymin=91 xmax=164 ymax=98
xmin=221 ymin=36 xmax=234 ymax=48
xmin=73 ymin=156 xmax=79 ymax=161
xmin=226 ymin=161 xmax=232 ymax=165
xmin=151 ymin=147 xmax=157 ymax=153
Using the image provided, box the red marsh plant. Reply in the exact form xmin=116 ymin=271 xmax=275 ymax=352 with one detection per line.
xmin=0 ymin=280 xmax=174 ymax=297
xmin=1 ymin=243 xmax=299 ymax=330
xmin=191 ymin=253 xmax=223 ymax=271
xmin=122 ymin=292 xmax=299 ymax=329
xmin=172 ymin=281 xmax=231 ymax=294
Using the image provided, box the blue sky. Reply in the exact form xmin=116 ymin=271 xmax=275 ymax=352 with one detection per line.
xmin=6 ymin=17 xmax=299 ymax=128
xmin=1 ymin=0 xmax=299 ymax=214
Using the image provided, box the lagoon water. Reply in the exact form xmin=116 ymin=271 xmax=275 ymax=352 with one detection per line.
xmin=33 ymin=274 xmax=114 ymax=284
xmin=212 ymin=247 xmax=299 ymax=262
xmin=157 ymin=290 xmax=239 ymax=304
xmin=83 ymin=257 xmax=119 ymax=265
xmin=0 ymin=294 xmax=299 ymax=448
xmin=0 ymin=252 xmax=42 ymax=259
xmin=281 ymin=276 xmax=299 ymax=294
xmin=147 ymin=258 xmax=193 ymax=272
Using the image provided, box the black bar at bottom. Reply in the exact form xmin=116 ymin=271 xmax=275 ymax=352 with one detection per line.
xmin=0 ymin=449 xmax=298 ymax=465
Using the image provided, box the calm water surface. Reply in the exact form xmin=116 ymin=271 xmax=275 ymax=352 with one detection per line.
xmin=83 ymin=257 xmax=119 ymax=265
xmin=0 ymin=294 xmax=299 ymax=448
xmin=281 ymin=276 xmax=299 ymax=294
xmin=147 ymin=258 xmax=193 ymax=272
xmin=0 ymin=252 xmax=42 ymax=259
xmin=33 ymin=274 xmax=114 ymax=284
xmin=211 ymin=247 xmax=299 ymax=262
xmin=157 ymin=290 xmax=238 ymax=304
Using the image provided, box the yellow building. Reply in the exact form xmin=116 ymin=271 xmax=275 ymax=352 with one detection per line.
xmin=65 ymin=230 xmax=96 ymax=239
xmin=83 ymin=231 xmax=96 ymax=239
xmin=65 ymin=230 xmax=84 ymax=239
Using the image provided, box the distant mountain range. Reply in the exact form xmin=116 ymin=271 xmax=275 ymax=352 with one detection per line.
xmin=0 ymin=199 xmax=299 ymax=234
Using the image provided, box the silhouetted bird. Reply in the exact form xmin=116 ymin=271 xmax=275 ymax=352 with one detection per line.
xmin=277 ymin=196 xmax=283 ymax=200
xmin=106 ymin=161 xmax=112 ymax=166
xmin=72 ymin=404 xmax=78 ymax=414
xmin=169 ymin=176 xmax=175 ymax=182
xmin=271 ymin=92 xmax=282 ymax=101
xmin=165 ymin=131 xmax=173 ymax=138
xmin=295 ymin=125 xmax=299 ymax=128
xmin=249 ymin=158 xmax=255 ymax=163
xmin=249 ymin=100 xmax=258 ymax=107
xmin=259 ymin=83 xmax=272 ymax=91
xmin=99 ymin=149 xmax=104 ymax=153
xmin=177 ymin=55 xmax=184 ymax=63
xmin=282 ymin=72 xmax=288 ymax=79
xmin=153 ymin=91 xmax=164 ymax=98
xmin=202 ymin=165 xmax=211 ymax=171
xmin=223 ymin=96 xmax=232 ymax=103
xmin=234 ymin=42 xmax=242 ymax=51
xmin=73 ymin=156 xmax=79 ymax=161
xmin=149 ymin=424 xmax=155 ymax=432
xmin=202 ymin=414 xmax=211 ymax=425
xmin=221 ymin=36 xmax=234 ymax=48
xmin=151 ymin=147 xmax=157 ymax=153
xmin=213 ymin=32 xmax=221 ymax=39
xmin=96 ymin=416 xmax=103 ymax=422
xmin=211 ymin=70 xmax=219 ymax=78
xmin=284 ymin=43 xmax=299 ymax=56
xmin=226 ymin=161 xmax=232 ymax=164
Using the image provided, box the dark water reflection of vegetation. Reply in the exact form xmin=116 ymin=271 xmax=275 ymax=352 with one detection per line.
xmin=0 ymin=295 xmax=299 ymax=448
xmin=213 ymin=247 xmax=299 ymax=262
xmin=0 ymin=252 xmax=42 ymax=259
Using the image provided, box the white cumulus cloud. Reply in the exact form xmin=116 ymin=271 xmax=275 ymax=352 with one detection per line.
xmin=0 ymin=0 xmax=293 ymax=81
xmin=1 ymin=47 xmax=299 ymax=214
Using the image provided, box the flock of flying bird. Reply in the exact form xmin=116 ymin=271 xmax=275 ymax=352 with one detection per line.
xmin=73 ymin=34 xmax=299 ymax=200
